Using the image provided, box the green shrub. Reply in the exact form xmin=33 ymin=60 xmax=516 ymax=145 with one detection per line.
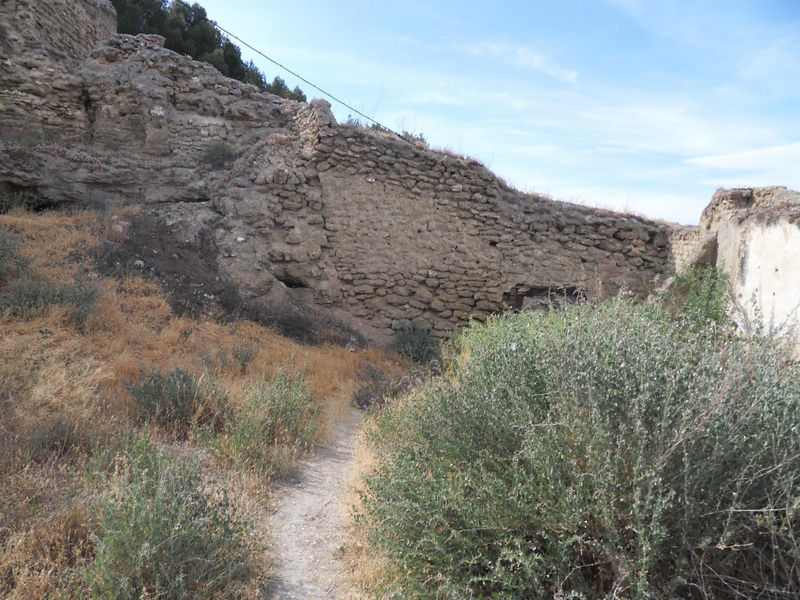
xmin=232 ymin=344 xmax=257 ymax=373
xmin=201 ymin=142 xmax=235 ymax=169
xmin=126 ymin=367 xmax=227 ymax=434
xmin=0 ymin=225 xmax=30 ymax=285
xmin=0 ymin=278 xmax=58 ymax=314
xmin=388 ymin=320 xmax=440 ymax=364
xmin=60 ymin=277 xmax=103 ymax=326
xmin=669 ymin=265 xmax=731 ymax=331
xmin=223 ymin=363 xmax=317 ymax=479
xmin=86 ymin=430 xmax=257 ymax=599
xmin=361 ymin=297 xmax=800 ymax=599
xmin=0 ymin=276 xmax=102 ymax=325
xmin=200 ymin=345 xmax=256 ymax=374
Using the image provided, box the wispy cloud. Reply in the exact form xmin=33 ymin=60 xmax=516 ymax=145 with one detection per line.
xmin=685 ymin=142 xmax=800 ymax=171
xmin=461 ymin=42 xmax=578 ymax=84
xmin=685 ymin=142 xmax=800 ymax=189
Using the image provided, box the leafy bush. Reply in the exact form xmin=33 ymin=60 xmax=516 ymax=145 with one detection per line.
xmin=0 ymin=225 xmax=30 ymax=285
xmin=200 ymin=345 xmax=256 ymax=374
xmin=388 ymin=320 xmax=440 ymax=364
xmin=231 ymin=344 xmax=257 ymax=373
xmin=112 ymin=0 xmax=306 ymax=100
xmin=86 ymin=430 xmax=257 ymax=599
xmin=361 ymin=297 xmax=800 ymax=599
xmin=60 ymin=277 xmax=104 ymax=326
xmin=222 ymin=364 xmax=317 ymax=478
xmin=126 ymin=367 xmax=227 ymax=434
xmin=1 ymin=278 xmax=59 ymax=314
xmin=200 ymin=141 xmax=235 ymax=169
xmin=0 ymin=277 xmax=102 ymax=325
xmin=669 ymin=265 xmax=731 ymax=332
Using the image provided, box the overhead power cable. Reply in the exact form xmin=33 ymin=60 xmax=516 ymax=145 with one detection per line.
xmin=174 ymin=0 xmax=407 ymax=141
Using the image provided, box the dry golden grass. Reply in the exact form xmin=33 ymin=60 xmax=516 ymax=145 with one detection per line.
xmin=0 ymin=208 xmax=378 ymax=599
xmin=338 ymin=418 xmax=392 ymax=599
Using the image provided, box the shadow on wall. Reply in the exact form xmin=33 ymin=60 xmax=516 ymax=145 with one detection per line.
xmin=503 ymin=285 xmax=586 ymax=311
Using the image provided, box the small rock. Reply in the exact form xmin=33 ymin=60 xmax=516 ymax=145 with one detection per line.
xmin=133 ymin=259 xmax=145 ymax=268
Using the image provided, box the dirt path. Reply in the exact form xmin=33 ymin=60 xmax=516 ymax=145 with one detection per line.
xmin=265 ymin=407 xmax=364 ymax=599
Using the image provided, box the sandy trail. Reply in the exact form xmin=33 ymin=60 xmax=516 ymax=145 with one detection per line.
xmin=265 ymin=407 xmax=363 ymax=599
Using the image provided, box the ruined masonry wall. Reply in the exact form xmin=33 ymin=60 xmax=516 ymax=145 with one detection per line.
xmin=212 ymin=100 xmax=674 ymax=340
xmin=0 ymin=2 xmax=679 ymax=344
xmin=1 ymin=0 xmax=116 ymax=60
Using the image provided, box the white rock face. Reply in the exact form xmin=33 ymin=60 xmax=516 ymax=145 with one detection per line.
xmin=680 ymin=187 xmax=800 ymax=355
xmin=720 ymin=221 xmax=800 ymax=337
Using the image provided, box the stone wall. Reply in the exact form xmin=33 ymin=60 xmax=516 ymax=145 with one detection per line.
xmin=0 ymin=3 xmax=679 ymax=344
xmin=0 ymin=0 xmax=115 ymax=61
xmin=209 ymin=100 xmax=673 ymax=341
xmin=0 ymin=0 xmax=116 ymax=145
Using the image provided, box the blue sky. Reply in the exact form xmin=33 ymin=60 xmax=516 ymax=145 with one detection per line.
xmin=197 ymin=0 xmax=800 ymax=224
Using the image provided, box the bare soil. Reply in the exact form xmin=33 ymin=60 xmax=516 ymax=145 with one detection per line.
xmin=264 ymin=408 xmax=364 ymax=599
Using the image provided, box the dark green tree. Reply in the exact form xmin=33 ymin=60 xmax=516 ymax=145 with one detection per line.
xmin=110 ymin=0 xmax=306 ymax=102
xmin=111 ymin=0 xmax=168 ymax=35
xmin=265 ymin=76 xmax=307 ymax=102
xmin=242 ymin=60 xmax=267 ymax=89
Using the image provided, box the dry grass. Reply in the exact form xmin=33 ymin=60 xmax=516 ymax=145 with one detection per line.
xmin=0 ymin=208 xmax=375 ymax=599
xmin=338 ymin=418 xmax=393 ymax=599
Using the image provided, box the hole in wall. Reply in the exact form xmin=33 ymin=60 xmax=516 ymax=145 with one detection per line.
xmin=502 ymin=285 xmax=585 ymax=311
xmin=276 ymin=273 xmax=309 ymax=289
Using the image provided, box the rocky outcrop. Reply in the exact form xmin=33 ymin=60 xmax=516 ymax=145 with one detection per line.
xmin=679 ymin=187 xmax=800 ymax=345
xmin=673 ymin=187 xmax=800 ymax=359
xmin=1 ymin=1 xmax=678 ymax=344
xmin=0 ymin=0 xmax=115 ymax=61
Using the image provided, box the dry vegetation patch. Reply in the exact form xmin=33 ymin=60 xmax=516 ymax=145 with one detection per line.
xmin=0 ymin=207 xmax=375 ymax=599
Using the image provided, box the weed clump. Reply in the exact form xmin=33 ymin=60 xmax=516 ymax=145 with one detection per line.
xmin=26 ymin=419 xmax=84 ymax=463
xmin=667 ymin=265 xmax=731 ymax=331
xmin=0 ymin=277 xmax=102 ymax=326
xmin=0 ymin=225 xmax=30 ymax=284
xmin=232 ymin=344 xmax=257 ymax=373
xmin=222 ymin=363 xmax=317 ymax=479
xmin=351 ymin=363 xmax=426 ymax=411
xmin=388 ymin=320 xmax=440 ymax=364
xmin=125 ymin=367 xmax=227 ymax=434
xmin=361 ymin=297 xmax=800 ymax=598
xmin=86 ymin=430 xmax=257 ymax=599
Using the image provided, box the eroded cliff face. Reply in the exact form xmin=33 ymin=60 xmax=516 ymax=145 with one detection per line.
xmin=1 ymin=1 xmax=677 ymax=344
xmin=679 ymin=187 xmax=800 ymax=345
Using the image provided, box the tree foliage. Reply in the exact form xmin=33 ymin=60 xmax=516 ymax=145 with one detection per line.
xmin=110 ymin=0 xmax=307 ymax=102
